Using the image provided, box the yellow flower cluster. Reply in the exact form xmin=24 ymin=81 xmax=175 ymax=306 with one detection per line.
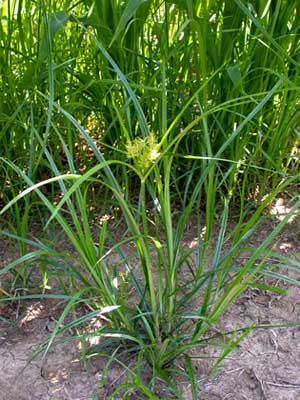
xmin=126 ymin=133 xmax=160 ymax=174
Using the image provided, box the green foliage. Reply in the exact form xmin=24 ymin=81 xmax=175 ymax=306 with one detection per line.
xmin=2 ymin=0 xmax=300 ymax=197
xmin=1 ymin=0 xmax=300 ymax=397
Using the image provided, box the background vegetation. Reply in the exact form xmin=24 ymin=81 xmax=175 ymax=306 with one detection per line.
xmin=1 ymin=1 xmax=300 ymax=398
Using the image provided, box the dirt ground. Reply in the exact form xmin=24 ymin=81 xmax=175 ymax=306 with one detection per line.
xmin=1 ymin=200 xmax=300 ymax=399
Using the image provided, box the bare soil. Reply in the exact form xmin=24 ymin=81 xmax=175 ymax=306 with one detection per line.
xmin=1 ymin=202 xmax=300 ymax=399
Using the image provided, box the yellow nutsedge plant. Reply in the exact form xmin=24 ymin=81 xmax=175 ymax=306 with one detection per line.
xmin=126 ymin=133 xmax=160 ymax=175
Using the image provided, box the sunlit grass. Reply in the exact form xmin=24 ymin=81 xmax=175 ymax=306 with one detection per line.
xmin=1 ymin=0 xmax=300 ymax=398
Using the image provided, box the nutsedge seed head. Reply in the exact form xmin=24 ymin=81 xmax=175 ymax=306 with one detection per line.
xmin=126 ymin=133 xmax=160 ymax=174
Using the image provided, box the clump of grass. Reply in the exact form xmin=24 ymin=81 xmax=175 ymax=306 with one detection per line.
xmin=1 ymin=1 xmax=300 ymax=398
xmin=2 ymin=94 xmax=300 ymax=398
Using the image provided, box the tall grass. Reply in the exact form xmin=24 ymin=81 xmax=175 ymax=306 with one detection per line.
xmin=1 ymin=0 xmax=300 ymax=397
xmin=1 ymin=1 xmax=300 ymax=197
